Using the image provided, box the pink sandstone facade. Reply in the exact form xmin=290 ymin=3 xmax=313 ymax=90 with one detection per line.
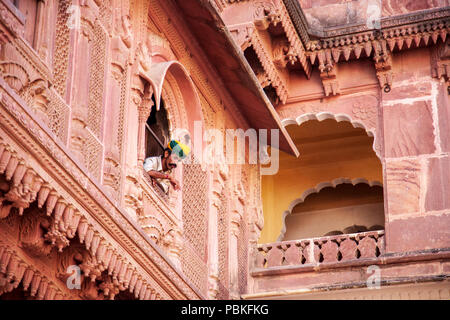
xmin=0 ymin=0 xmax=448 ymax=300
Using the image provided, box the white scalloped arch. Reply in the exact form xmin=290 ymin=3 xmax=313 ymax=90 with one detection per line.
xmin=281 ymin=112 xmax=381 ymax=159
xmin=277 ymin=178 xmax=383 ymax=242
xmin=140 ymin=61 xmax=203 ymax=137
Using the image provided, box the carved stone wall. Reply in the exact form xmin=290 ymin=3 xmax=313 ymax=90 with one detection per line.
xmin=53 ymin=0 xmax=71 ymax=99
xmin=217 ymin=190 xmax=229 ymax=299
xmin=181 ymin=163 xmax=209 ymax=295
xmin=237 ymin=211 xmax=248 ymax=294
xmin=0 ymin=0 xmax=446 ymax=301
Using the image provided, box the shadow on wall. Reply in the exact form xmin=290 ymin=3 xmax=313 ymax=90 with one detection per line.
xmin=282 ymin=182 xmax=385 ymax=241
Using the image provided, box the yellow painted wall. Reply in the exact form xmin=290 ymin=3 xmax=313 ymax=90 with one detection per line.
xmin=260 ymin=120 xmax=383 ymax=244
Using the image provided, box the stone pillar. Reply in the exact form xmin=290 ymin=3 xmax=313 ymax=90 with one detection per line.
xmin=381 ymin=44 xmax=450 ymax=253
xmin=69 ymin=3 xmax=96 ymax=165
xmin=137 ymin=86 xmax=153 ymax=166
xmin=122 ymin=74 xmax=145 ymax=220
xmin=207 ymin=179 xmax=221 ymax=299
xmin=229 ymin=207 xmax=242 ymax=300
xmin=33 ymin=0 xmax=50 ymax=63
xmin=247 ymin=205 xmax=263 ymax=294
xmin=102 ymin=15 xmax=132 ymax=198
xmin=207 ymin=162 xmax=228 ymax=299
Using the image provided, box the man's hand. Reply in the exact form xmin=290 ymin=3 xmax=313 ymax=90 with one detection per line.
xmin=147 ymin=170 xmax=180 ymax=191
xmin=169 ymin=177 xmax=180 ymax=191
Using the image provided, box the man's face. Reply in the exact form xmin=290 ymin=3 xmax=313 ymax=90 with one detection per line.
xmin=167 ymin=155 xmax=177 ymax=170
xmin=163 ymin=153 xmax=177 ymax=171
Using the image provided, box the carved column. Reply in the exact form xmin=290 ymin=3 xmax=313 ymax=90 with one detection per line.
xmin=122 ymin=75 xmax=145 ymax=220
xmin=207 ymin=167 xmax=227 ymax=299
xmin=207 ymin=192 xmax=220 ymax=299
xmin=137 ymin=86 xmax=153 ymax=166
xmin=33 ymin=0 xmax=50 ymax=63
xmin=69 ymin=1 xmax=98 ymax=166
xmin=229 ymin=206 xmax=242 ymax=300
xmin=102 ymin=14 xmax=132 ymax=198
xmin=247 ymin=205 xmax=263 ymax=293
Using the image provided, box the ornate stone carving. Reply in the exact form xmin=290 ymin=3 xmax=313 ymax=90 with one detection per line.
xmin=272 ymin=38 xmax=290 ymax=68
xmin=19 ymin=210 xmax=53 ymax=257
xmin=253 ymin=1 xmax=278 ymax=30
xmin=0 ymin=0 xmax=25 ymax=39
xmin=0 ymin=62 xmax=30 ymax=93
xmin=431 ymin=38 xmax=450 ymax=84
xmin=162 ymin=228 xmax=182 ymax=270
xmin=352 ymin=102 xmax=377 ymax=129
xmin=229 ymin=25 xmax=254 ymax=50
xmin=123 ymin=170 xmax=144 ymax=219
xmin=373 ymin=40 xmax=394 ymax=92
xmin=137 ymin=42 xmax=152 ymax=74
xmin=314 ymin=49 xmax=340 ymax=96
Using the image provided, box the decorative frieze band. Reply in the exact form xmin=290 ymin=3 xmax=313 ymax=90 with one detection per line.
xmin=0 ymin=77 xmax=202 ymax=300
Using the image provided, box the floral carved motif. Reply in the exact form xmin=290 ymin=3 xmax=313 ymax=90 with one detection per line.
xmin=0 ymin=80 xmax=200 ymax=299
xmin=352 ymin=102 xmax=377 ymax=129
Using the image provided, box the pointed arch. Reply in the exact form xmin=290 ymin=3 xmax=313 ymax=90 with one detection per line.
xmin=140 ymin=61 xmax=203 ymax=136
xmin=281 ymin=112 xmax=381 ymax=159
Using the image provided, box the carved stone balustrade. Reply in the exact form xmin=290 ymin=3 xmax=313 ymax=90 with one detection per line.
xmin=253 ymin=230 xmax=385 ymax=272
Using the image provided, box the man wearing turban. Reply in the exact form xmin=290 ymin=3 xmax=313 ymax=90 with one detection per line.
xmin=144 ymin=147 xmax=180 ymax=193
xmin=143 ymin=140 xmax=190 ymax=193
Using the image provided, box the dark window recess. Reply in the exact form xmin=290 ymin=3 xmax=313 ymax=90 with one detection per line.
xmin=145 ymin=96 xmax=170 ymax=158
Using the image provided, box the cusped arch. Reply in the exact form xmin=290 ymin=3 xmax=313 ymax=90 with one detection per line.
xmin=277 ymin=178 xmax=383 ymax=241
xmin=281 ymin=112 xmax=381 ymax=159
xmin=141 ymin=61 xmax=203 ymax=136
xmin=160 ymin=74 xmax=187 ymax=138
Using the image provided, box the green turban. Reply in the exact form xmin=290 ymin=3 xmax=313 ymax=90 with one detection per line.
xmin=168 ymin=140 xmax=191 ymax=159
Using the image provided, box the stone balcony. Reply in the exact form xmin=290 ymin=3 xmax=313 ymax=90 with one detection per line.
xmin=253 ymin=230 xmax=385 ymax=274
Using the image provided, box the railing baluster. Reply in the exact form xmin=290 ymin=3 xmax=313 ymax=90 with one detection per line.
xmin=255 ymin=230 xmax=385 ymax=270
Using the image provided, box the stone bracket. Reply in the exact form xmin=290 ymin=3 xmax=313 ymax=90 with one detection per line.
xmin=431 ymin=38 xmax=450 ymax=88
xmin=316 ymin=49 xmax=340 ymax=97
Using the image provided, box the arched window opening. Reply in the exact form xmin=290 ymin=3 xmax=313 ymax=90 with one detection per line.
xmin=145 ymin=95 xmax=170 ymax=158
xmin=261 ymin=118 xmax=384 ymax=244
xmin=142 ymin=95 xmax=173 ymax=197
xmin=283 ymin=183 xmax=384 ymax=241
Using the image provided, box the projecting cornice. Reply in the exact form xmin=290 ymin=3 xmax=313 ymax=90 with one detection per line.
xmin=223 ymin=1 xmax=449 ymax=100
xmin=283 ymin=0 xmax=449 ymax=53
xmin=282 ymin=1 xmax=449 ymax=95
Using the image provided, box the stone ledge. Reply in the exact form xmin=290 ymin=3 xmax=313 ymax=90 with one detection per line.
xmin=252 ymin=247 xmax=450 ymax=277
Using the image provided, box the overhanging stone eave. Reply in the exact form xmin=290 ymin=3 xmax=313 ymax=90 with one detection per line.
xmin=174 ymin=0 xmax=300 ymax=157
xmin=283 ymin=0 xmax=449 ymax=47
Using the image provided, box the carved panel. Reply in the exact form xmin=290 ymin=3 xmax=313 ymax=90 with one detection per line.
xmin=53 ymin=0 xmax=71 ymax=98
xmin=182 ymin=163 xmax=208 ymax=260
xmin=87 ymin=22 xmax=108 ymax=139
xmin=47 ymin=88 xmax=70 ymax=143
xmin=181 ymin=162 xmax=209 ymax=296
xmin=0 ymin=81 xmax=201 ymax=300
xmin=181 ymin=243 xmax=208 ymax=296
xmin=217 ymin=190 xmax=229 ymax=298
xmin=238 ymin=211 xmax=248 ymax=294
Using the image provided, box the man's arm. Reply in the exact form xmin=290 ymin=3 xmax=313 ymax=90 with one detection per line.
xmin=147 ymin=170 xmax=170 ymax=180
xmin=146 ymin=170 xmax=180 ymax=191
